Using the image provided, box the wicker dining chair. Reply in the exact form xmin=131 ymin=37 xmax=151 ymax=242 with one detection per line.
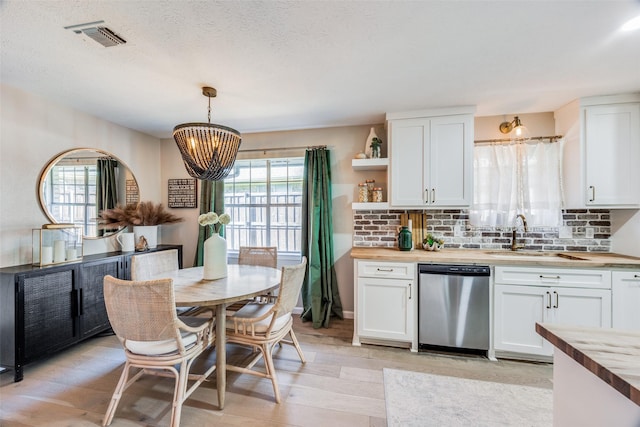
xmin=226 ymin=246 xmax=279 ymax=313
xmin=131 ymin=249 xmax=202 ymax=316
xmin=225 ymin=257 xmax=307 ymax=403
xmin=130 ymin=249 xmax=179 ymax=281
xmin=102 ymin=275 xmax=216 ymax=427
xmin=238 ymin=246 xmax=278 ymax=268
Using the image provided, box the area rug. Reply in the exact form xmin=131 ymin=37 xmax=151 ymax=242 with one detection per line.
xmin=383 ymin=368 xmax=552 ymax=427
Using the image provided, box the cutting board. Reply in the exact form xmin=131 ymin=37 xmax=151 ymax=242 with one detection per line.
xmin=400 ymin=213 xmax=428 ymax=249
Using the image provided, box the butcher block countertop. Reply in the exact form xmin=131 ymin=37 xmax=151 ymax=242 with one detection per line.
xmin=536 ymin=323 xmax=640 ymax=406
xmin=350 ymin=247 xmax=640 ymax=269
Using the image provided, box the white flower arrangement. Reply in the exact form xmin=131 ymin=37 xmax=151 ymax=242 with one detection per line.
xmin=198 ymin=211 xmax=231 ymax=235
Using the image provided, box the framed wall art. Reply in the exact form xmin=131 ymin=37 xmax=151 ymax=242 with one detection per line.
xmin=168 ymin=178 xmax=197 ymax=208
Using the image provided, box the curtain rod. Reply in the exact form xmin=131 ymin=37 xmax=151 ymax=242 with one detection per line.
xmin=239 ymin=145 xmax=327 ymax=153
xmin=474 ymin=135 xmax=563 ymax=145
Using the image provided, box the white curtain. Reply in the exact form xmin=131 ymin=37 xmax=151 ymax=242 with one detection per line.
xmin=470 ymin=139 xmax=565 ymax=227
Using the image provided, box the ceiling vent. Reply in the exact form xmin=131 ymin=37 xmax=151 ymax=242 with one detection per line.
xmin=64 ymin=20 xmax=127 ymax=47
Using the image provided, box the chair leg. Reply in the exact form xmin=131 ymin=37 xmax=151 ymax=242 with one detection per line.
xmin=171 ymin=361 xmax=189 ymax=427
xmin=262 ymin=343 xmax=281 ymax=403
xmin=103 ymin=362 xmax=132 ymax=426
xmin=289 ymin=329 xmax=306 ymax=363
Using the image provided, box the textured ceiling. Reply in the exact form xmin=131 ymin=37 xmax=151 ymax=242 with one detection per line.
xmin=2 ymin=1 xmax=640 ymax=139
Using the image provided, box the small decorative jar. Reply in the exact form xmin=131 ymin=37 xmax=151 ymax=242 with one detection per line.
xmin=365 ymin=179 xmax=375 ymax=194
xmin=372 ymin=187 xmax=383 ymax=203
xmin=358 ymin=183 xmax=369 ymax=202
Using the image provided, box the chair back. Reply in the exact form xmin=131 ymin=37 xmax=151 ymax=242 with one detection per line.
xmin=131 ymin=249 xmax=179 ymax=280
xmin=103 ymin=275 xmax=180 ymax=342
xmin=238 ymin=246 xmax=277 ymax=268
xmin=273 ymin=257 xmax=307 ymax=318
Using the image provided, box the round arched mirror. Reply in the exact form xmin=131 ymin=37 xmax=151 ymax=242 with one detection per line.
xmin=38 ymin=148 xmax=140 ymax=239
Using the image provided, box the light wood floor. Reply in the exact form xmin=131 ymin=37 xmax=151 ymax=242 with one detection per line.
xmin=0 ymin=317 xmax=552 ymax=426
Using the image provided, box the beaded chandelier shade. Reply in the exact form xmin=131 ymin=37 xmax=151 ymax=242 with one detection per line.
xmin=173 ymin=87 xmax=241 ymax=181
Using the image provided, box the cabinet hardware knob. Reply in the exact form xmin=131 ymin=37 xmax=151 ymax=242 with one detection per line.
xmin=553 ymin=290 xmax=559 ymax=309
xmin=425 ymin=188 xmax=429 ymax=204
xmin=409 ymin=283 xmax=412 ymax=300
xmin=540 ymin=275 xmax=560 ymax=280
xmin=431 ymin=189 xmax=435 ymax=204
xmin=634 ymin=274 xmax=640 ymax=279
xmin=376 ymin=268 xmax=393 ymax=272
xmin=588 ymin=185 xmax=595 ymax=202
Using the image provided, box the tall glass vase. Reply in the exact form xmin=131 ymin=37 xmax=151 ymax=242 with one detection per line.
xmin=203 ymin=233 xmax=228 ymax=280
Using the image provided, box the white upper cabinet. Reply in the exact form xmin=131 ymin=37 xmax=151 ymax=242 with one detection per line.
xmin=387 ymin=107 xmax=475 ymax=208
xmin=555 ymin=94 xmax=640 ymax=208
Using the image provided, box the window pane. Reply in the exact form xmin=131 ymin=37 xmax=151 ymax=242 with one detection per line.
xmin=224 ymin=157 xmax=303 ymax=254
xmin=48 ymin=165 xmax=97 ymax=235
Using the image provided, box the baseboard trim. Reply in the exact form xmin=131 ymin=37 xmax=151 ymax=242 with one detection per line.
xmin=292 ymin=307 xmax=354 ymax=319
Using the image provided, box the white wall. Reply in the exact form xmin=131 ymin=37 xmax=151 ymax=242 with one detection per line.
xmin=0 ymin=84 xmax=163 ymax=267
xmin=160 ymin=125 xmax=386 ymax=315
xmin=475 ymin=112 xmax=555 ymax=140
xmin=610 ymin=210 xmax=640 ymax=256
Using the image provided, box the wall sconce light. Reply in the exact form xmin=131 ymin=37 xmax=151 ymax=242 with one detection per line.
xmin=173 ymin=87 xmax=242 ymax=181
xmin=499 ymin=116 xmax=530 ymax=140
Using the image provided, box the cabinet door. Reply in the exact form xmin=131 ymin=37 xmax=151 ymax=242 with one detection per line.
xmin=21 ymin=269 xmax=77 ymax=363
xmin=584 ymin=103 xmax=640 ymax=206
xmin=78 ymin=258 xmax=120 ymax=338
xmin=357 ymin=277 xmax=414 ymax=342
xmin=612 ymin=271 xmax=640 ymax=330
xmin=389 ymin=118 xmax=428 ymax=206
xmin=494 ymin=284 xmax=552 ymax=356
xmin=552 ymin=287 xmax=611 ymax=328
xmin=429 ymin=114 xmax=473 ymax=207
xmin=120 ymin=253 xmax=132 ymax=280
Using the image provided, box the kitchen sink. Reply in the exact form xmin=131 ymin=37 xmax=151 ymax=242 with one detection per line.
xmin=484 ymin=251 xmax=588 ymax=261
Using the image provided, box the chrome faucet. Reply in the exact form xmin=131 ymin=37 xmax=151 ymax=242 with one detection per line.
xmin=511 ymin=214 xmax=528 ymax=251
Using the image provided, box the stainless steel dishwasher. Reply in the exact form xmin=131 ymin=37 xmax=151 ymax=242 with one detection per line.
xmin=418 ymin=264 xmax=490 ymax=352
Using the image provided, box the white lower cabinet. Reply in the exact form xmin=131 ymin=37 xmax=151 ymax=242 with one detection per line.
xmin=494 ymin=266 xmax=611 ymax=357
xmin=353 ymin=260 xmax=417 ymax=351
xmin=612 ymin=271 xmax=640 ymax=330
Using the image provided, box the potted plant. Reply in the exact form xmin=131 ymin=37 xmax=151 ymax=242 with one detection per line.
xmin=98 ymin=201 xmax=183 ymax=249
xmin=423 ymin=233 xmax=444 ymax=251
xmin=370 ymin=137 xmax=383 ymax=159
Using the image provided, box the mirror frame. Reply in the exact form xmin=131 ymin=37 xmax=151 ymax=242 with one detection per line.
xmin=38 ymin=148 xmax=139 ymax=239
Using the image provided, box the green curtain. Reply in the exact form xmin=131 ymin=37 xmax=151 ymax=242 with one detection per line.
xmin=193 ymin=180 xmax=225 ymax=266
xmin=96 ymin=157 xmax=118 ymax=237
xmin=301 ymin=147 xmax=343 ymax=328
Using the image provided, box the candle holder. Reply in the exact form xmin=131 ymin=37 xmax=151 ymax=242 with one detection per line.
xmin=32 ymin=225 xmax=83 ymax=267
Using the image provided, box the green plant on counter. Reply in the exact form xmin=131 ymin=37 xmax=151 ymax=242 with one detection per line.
xmin=423 ymin=233 xmax=444 ymax=246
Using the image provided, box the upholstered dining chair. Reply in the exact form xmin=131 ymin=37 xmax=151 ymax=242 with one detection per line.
xmin=102 ymin=275 xmax=216 ymax=427
xmin=225 ymin=257 xmax=307 ymax=403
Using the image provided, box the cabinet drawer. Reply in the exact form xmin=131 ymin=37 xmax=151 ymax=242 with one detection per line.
xmin=358 ymin=261 xmax=415 ymax=280
xmin=495 ymin=266 xmax=611 ymax=289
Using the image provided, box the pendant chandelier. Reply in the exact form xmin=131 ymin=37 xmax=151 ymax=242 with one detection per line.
xmin=173 ymin=86 xmax=242 ymax=181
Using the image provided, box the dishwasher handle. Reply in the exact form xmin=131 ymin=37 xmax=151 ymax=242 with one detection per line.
xmin=419 ymin=264 xmax=490 ymax=276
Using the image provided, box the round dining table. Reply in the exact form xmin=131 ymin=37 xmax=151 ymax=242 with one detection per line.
xmin=154 ymin=264 xmax=281 ymax=409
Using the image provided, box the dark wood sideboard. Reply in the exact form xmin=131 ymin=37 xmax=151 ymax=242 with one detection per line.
xmin=0 ymin=244 xmax=182 ymax=382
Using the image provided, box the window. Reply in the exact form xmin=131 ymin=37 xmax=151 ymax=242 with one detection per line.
xmin=224 ymin=158 xmax=304 ymax=254
xmin=44 ymin=164 xmax=97 ymax=235
xmin=470 ymin=139 xmax=565 ymax=227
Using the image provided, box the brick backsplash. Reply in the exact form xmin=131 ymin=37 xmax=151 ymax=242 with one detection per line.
xmin=353 ymin=209 xmax=611 ymax=252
